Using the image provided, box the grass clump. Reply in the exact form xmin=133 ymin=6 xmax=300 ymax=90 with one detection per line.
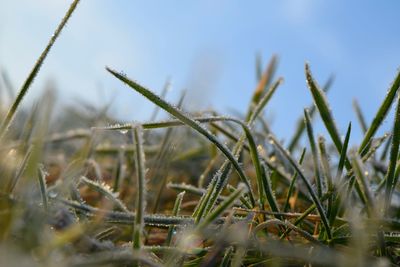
xmin=1 ymin=1 xmax=400 ymax=266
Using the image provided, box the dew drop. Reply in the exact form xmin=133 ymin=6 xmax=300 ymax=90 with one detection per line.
xmin=48 ymin=190 xmax=58 ymax=198
xmin=119 ymin=129 xmax=128 ymax=134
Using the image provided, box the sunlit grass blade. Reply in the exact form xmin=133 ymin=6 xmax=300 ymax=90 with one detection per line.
xmin=352 ymin=99 xmax=368 ymax=134
xmin=306 ymin=64 xmax=368 ymax=205
xmin=133 ymin=126 xmax=146 ymax=249
xmin=0 ymin=0 xmax=81 ymax=139
xmin=268 ymin=134 xmax=332 ymax=240
xmin=106 ymin=67 xmax=255 ymax=205
xmin=80 ymin=176 xmax=129 ymax=212
xmin=384 ymin=94 xmax=400 ymax=212
xmin=287 ymin=75 xmax=334 ymax=152
xmin=305 ymin=63 xmax=343 ymax=154
xmin=304 ymin=108 xmax=323 ymax=197
xmin=149 ymin=77 xmax=171 ymax=121
xmin=358 ymin=69 xmax=400 ymax=154
xmin=246 ymin=55 xmax=278 ymax=121
xmin=248 ymin=78 xmax=283 ymax=125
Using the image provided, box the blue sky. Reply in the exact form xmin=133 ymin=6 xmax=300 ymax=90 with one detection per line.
xmin=1 ymin=0 xmax=400 ymax=142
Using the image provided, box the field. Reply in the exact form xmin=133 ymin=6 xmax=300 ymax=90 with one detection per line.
xmin=1 ymin=1 xmax=400 ymax=266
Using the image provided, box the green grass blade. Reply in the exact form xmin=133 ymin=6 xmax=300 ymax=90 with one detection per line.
xmin=384 ymin=94 xmax=400 ymax=212
xmin=352 ymin=99 xmax=368 ymax=134
xmin=0 ymin=0 xmax=81 ymax=139
xmin=358 ymin=69 xmax=400 ymax=154
xmin=132 ymin=126 xmax=146 ymax=249
xmin=305 ymin=63 xmax=342 ymax=154
xmin=306 ymin=64 xmax=367 ymax=205
xmin=287 ymin=75 xmax=334 ymax=152
xmin=335 ymin=122 xmax=351 ymax=182
xmin=149 ymin=77 xmax=171 ymax=121
xmin=196 ymin=184 xmax=245 ymax=231
xmin=304 ymin=109 xmax=323 ymax=197
xmin=261 ymin=164 xmax=280 ymax=217
xmin=268 ymin=134 xmax=332 ymax=240
xmin=106 ymin=67 xmax=255 ymax=206
xmin=283 ymin=147 xmax=306 ymax=212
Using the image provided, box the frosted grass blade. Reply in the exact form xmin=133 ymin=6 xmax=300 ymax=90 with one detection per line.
xmin=359 ymin=69 xmax=400 ymax=154
xmin=0 ymin=0 xmax=81 ymax=139
xmin=268 ymin=134 xmax=332 ymax=240
xmin=384 ymin=94 xmax=400 ymax=212
xmin=133 ymin=126 xmax=146 ymax=249
xmin=107 ymin=67 xmax=255 ymax=205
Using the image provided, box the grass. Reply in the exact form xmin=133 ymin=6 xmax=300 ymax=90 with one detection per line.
xmin=1 ymin=1 xmax=400 ymax=266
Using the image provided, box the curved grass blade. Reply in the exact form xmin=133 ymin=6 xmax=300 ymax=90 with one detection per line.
xmin=268 ymin=134 xmax=332 ymax=240
xmin=0 ymin=0 xmax=81 ymax=139
xmin=384 ymin=94 xmax=400 ymax=212
xmin=106 ymin=67 xmax=255 ymax=205
xmin=358 ymin=69 xmax=400 ymax=154
xmin=80 ymin=176 xmax=128 ymax=212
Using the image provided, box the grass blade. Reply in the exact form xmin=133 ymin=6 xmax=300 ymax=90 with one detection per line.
xmin=287 ymin=75 xmax=334 ymax=152
xmin=304 ymin=109 xmax=323 ymax=197
xmin=37 ymin=165 xmax=48 ymax=211
xmin=283 ymin=148 xmax=306 ymax=212
xmin=305 ymin=63 xmax=342 ymax=154
xmin=268 ymin=134 xmax=332 ymax=240
xmin=80 ymin=176 xmax=129 ymax=212
xmin=165 ymin=191 xmax=185 ymax=246
xmin=384 ymin=94 xmax=400 ymax=212
xmin=358 ymin=69 xmax=400 ymax=154
xmin=133 ymin=126 xmax=146 ymax=249
xmin=106 ymin=67 xmax=255 ymax=206
xmin=196 ymin=184 xmax=245 ymax=231
xmin=0 ymin=0 xmax=81 ymax=139
xmin=352 ymin=99 xmax=368 ymax=134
